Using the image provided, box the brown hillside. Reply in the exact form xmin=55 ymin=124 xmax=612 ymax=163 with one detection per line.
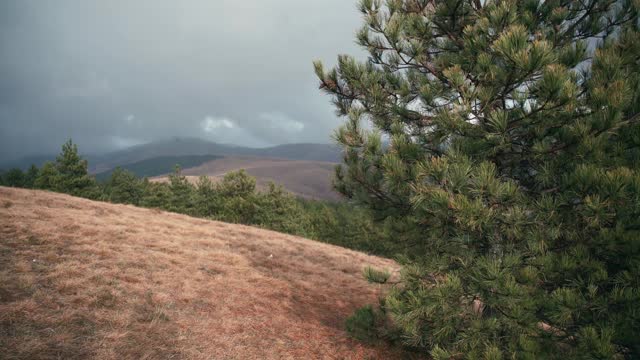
xmin=153 ymin=157 xmax=341 ymax=201
xmin=0 ymin=187 xmax=401 ymax=359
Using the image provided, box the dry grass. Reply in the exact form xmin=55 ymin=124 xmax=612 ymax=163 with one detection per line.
xmin=152 ymin=156 xmax=341 ymax=201
xmin=0 ymin=187 xmax=402 ymax=359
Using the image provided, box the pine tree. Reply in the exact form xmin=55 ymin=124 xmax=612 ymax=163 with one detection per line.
xmin=316 ymin=1 xmax=639 ymax=357
xmin=105 ymin=167 xmax=143 ymax=205
xmin=23 ymin=165 xmax=39 ymax=189
xmin=140 ymin=179 xmax=172 ymax=209
xmin=253 ymin=182 xmax=315 ymax=235
xmin=216 ymin=169 xmax=256 ymax=198
xmin=34 ymin=162 xmax=59 ymax=190
xmin=52 ymin=139 xmax=98 ymax=197
xmin=214 ymin=170 xmax=258 ymax=223
xmin=167 ymin=165 xmax=196 ymax=214
xmin=3 ymin=168 xmax=25 ymax=187
xmin=195 ymin=175 xmax=220 ymax=217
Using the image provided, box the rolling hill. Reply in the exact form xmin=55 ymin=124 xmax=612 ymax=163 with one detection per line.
xmin=87 ymin=138 xmax=342 ymax=174
xmin=0 ymin=187 xmax=401 ymax=359
xmin=94 ymin=155 xmax=222 ymax=181
xmin=1 ymin=138 xmax=342 ymax=175
xmin=152 ymin=156 xmax=342 ymax=201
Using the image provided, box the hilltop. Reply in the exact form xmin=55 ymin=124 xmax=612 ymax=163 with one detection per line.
xmin=0 ymin=187 xmax=400 ymax=359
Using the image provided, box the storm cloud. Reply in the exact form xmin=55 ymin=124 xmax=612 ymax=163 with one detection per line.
xmin=0 ymin=0 xmax=365 ymax=161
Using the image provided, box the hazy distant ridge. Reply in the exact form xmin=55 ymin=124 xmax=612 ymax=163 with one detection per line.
xmin=1 ymin=138 xmax=342 ymax=173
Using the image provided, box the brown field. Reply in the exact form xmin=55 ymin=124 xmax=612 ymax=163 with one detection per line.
xmin=0 ymin=187 xmax=402 ymax=359
xmin=153 ymin=157 xmax=342 ymax=201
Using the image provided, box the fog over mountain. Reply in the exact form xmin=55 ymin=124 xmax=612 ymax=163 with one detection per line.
xmin=0 ymin=0 xmax=365 ymax=162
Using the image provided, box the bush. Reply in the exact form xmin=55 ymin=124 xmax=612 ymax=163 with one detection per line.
xmin=362 ymin=266 xmax=390 ymax=284
xmin=345 ymin=305 xmax=380 ymax=343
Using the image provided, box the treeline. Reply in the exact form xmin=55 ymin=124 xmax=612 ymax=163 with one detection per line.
xmin=0 ymin=140 xmax=394 ymax=257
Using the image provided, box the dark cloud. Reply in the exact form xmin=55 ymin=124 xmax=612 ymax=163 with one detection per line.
xmin=0 ymin=0 xmax=364 ymax=161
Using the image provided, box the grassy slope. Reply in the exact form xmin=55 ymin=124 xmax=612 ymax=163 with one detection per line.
xmin=0 ymin=187 xmax=400 ymax=359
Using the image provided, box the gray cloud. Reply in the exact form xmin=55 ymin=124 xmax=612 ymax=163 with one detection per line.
xmin=0 ymin=0 xmax=364 ymax=161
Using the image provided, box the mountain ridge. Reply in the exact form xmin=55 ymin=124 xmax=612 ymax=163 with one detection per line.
xmin=0 ymin=138 xmax=342 ymax=174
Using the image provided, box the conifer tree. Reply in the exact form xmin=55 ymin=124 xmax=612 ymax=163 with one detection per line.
xmin=167 ymin=165 xmax=196 ymax=214
xmin=3 ymin=168 xmax=25 ymax=187
xmin=51 ymin=139 xmax=98 ymax=197
xmin=195 ymin=175 xmax=220 ymax=217
xmin=214 ymin=170 xmax=257 ymax=223
xmin=140 ymin=179 xmax=172 ymax=209
xmin=253 ymin=182 xmax=314 ymax=235
xmin=216 ymin=169 xmax=256 ymax=198
xmin=34 ymin=162 xmax=59 ymax=190
xmin=316 ymin=1 xmax=639 ymax=357
xmin=105 ymin=167 xmax=143 ymax=205
xmin=23 ymin=164 xmax=39 ymax=189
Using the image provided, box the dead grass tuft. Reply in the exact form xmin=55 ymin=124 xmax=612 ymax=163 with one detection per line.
xmin=0 ymin=186 xmax=404 ymax=359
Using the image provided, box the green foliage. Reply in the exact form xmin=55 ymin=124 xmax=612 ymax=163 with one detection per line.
xmin=34 ymin=162 xmax=58 ymax=190
xmin=104 ymin=167 xmax=144 ymax=205
xmin=345 ymin=305 xmax=381 ymax=342
xmin=300 ymin=199 xmax=394 ymax=256
xmin=363 ymin=266 xmax=391 ymax=284
xmin=0 ymin=165 xmax=37 ymax=188
xmin=195 ymin=175 xmax=220 ymax=217
xmin=250 ymin=183 xmax=302 ymax=232
xmin=167 ymin=166 xmax=196 ymax=214
xmin=210 ymin=170 xmax=257 ymax=223
xmin=2 ymin=168 xmax=26 ymax=187
xmin=55 ymin=140 xmax=96 ymax=195
xmin=140 ymin=179 xmax=172 ymax=209
xmin=216 ymin=169 xmax=256 ymax=198
xmin=34 ymin=139 xmax=99 ymax=198
xmin=317 ymin=0 xmax=640 ymax=357
xmin=23 ymin=165 xmax=39 ymax=189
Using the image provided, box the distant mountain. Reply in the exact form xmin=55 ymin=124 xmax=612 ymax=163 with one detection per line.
xmin=256 ymin=143 xmax=344 ymax=163
xmin=88 ymin=137 xmax=342 ymax=173
xmin=2 ymin=138 xmax=343 ymax=175
xmin=94 ymin=154 xmax=222 ymax=181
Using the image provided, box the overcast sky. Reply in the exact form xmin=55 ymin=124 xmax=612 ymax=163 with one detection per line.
xmin=0 ymin=0 xmax=365 ymax=161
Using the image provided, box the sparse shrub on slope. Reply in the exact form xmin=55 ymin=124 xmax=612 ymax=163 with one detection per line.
xmin=316 ymin=0 xmax=640 ymax=357
xmin=345 ymin=305 xmax=380 ymax=342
